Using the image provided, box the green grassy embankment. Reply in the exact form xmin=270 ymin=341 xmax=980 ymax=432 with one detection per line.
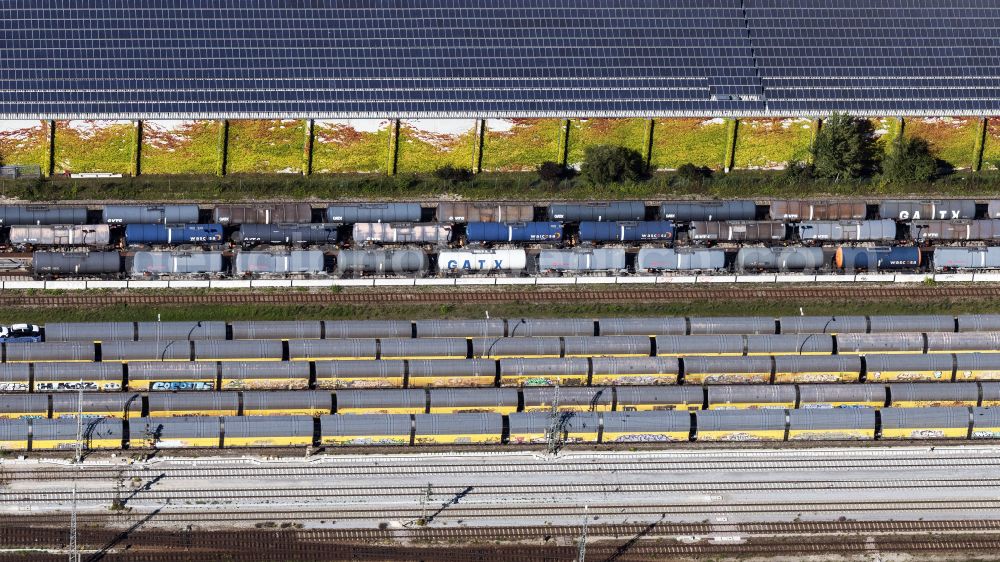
xmin=5 ymin=168 xmax=1000 ymax=202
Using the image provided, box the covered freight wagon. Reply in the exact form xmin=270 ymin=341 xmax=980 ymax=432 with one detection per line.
xmin=128 ymin=362 xmax=216 ymax=390
xmin=33 ymin=251 xmax=121 ymax=276
xmin=797 ymin=220 xmax=896 ymax=242
xmin=687 ymin=221 xmax=786 ymax=242
xmin=136 ymin=321 xmax=226 ymax=341
xmin=314 ymin=360 xmax=406 ymax=389
xmin=508 ymin=411 xmax=600 ymax=443
xmin=32 ymin=418 xmax=123 ymax=450
xmin=220 ymin=362 xmax=310 ymax=390
xmin=548 ymin=201 xmax=645 ymax=222
xmin=34 ymin=363 xmax=124 ymax=392
xmin=193 ymin=340 xmax=284 ymax=362
xmin=324 ymin=320 xmax=412 ymax=339
xmin=772 ymin=355 xmax=862 ymax=383
xmin=242 ymin=391 xmax=331 ymax=416
xmin=130 ymin=251 xmax=224 ymax=275
xmin=538 ymin=248 xmax=626 ymax=272
xmin=223 ymin=415 xmax=314 ymax=447
xmin=6 ymin=342 xmax=95 ymax=363
xmin=334 ymin=249 xmax=428 ymax=276
xmin=508 ymin=318 xmax=594 ymax=337
xmin=320 ymin=414 xmax=412 ymax=446
xmin=879 ymin=407 xmax=971 ymax=439
xmin=597 ymin=318 xmax=686 ymax=336
xmin=889 ymin=382 xmax=979 ymax=407
xmin=233 ymin=250 xmax=325 ymax=275
xmin=695 ymin=409 xmax=787 ymax=441
xmin=707 ymin=385 xmax=796 ymax=409
xmin=689 ymin=316 xmax=774 ymax=335
xmin=499 ymin=358 xmax=590 ymax=386
xmin=0 ymin=205 xmax=87 ymax=226
xmin=414 ymin=413 xmax=503 ymax=444
xmin=379 ymin=338 xmax=469 ymax=359
xmin=562 ymin=336 xmax=651 ymax=357
xmin=590 ymin=357 xmax=680 ymax=385
xmin=956 ymin=354 xmax=1000 ymax=381
xmin=602 ymin=411 xmax=692 ymax=442
xmin=911 ymin=220 xmax=1000 ymax=242
xmin=683 ymin=356 xmax=772 ymax=384
xmin=635 ymin=248 xmax=725 ymax=272
xmin=471 ymin=337 xmax=561 ymax=358
xmin=103 ymin=341 xmax=193 ymax=363
xmin=352 ymin=223 xmax=451 ymax=245
xmin=655 ymin=335 xmax=745 ymax=356
xmin=45 ymin=322 xmax=134 ymax=342
xmin=147 ymin=392 xmax=239 ymax=417
xmin=522 ymin=387 xmax=612 ymax=412
xmin=335 ymin=389 xmax=427 ymax=414
xmin=616 ymin=385 xmax=703 ymax=411
xmin=103 ymin=205 xmax=200 ymax=225
xmin=288 ymin=339 xmax=378 ymax=361
xmin=414 ymin=319 xmax=504 ymax=338
xmin=9 ymin=225 xmax=110 ymax=246
xmin=798 ymin=384 xmax=885 ymax=408
xmin=437 ymin=202 xmax=533 ymax=223
xmin=428 ymin=388 xmax=518 ymax=414
xmin=326 ymin=203 xmax=422 ymax=224
xmin=130 ymin=416 xmax=221 ymax=448
xmin=213 ymin=204 xmax=312 ymax=225
xmin=408 ymin=359 xmax=497 ymax=387
xmin=787 ymin=409 xmax=875 ymax=440
xmin=0 ymin=365 xmax=30 ymax=393
xmin=124 ymin=224 xmax=223 ymax=245
xmin=659 ymin=201 xmax=755 ymax=222
xmin=926 ymin=332 xmax=1000 ymax=353
xmin=578 ymin=221 xmax=674 ymax=242
xmin=768 ymin=200 xmax=866 ymax=221
xmin=231 ymin=321 xmax=323 ymax=340
xmin=465 ymin=222 xmax=562 ymax=243
xmin=234 ymin=224 xmax=338 ymax=246
xmin=51 ymin=393 xmax=142 ymax=419
xmin=778 ymin=316 xmax=867 ymax=335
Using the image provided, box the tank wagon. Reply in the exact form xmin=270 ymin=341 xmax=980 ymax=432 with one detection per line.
xmin=835 ymin=247 xmax=921 ymax=271
xmin=578 ymin=221 xmax=674 ymax=242
xmin=538 ymin=248 xmax=626 ymax=273
xmin=131 ymin=251 xmax=224 ymax=275
xmin=636 ymin=248 xmax=725 ymax=272
xmin=660 ymin=201 xmax=756 ymax=222
xmin=125 ymin=224 xmax=224 ymax=245
xmin=335 ymin=249 xmax=427 ymax=276
xmin=466 ymin=222 xmax=562 ymax=243
xmin=326 ymin=203 xmax=422 ymax=224
xmin=0 ymin=206 xmax=88 ymax=226
xmin=548 ymin=202 xmax=645 ymax=222
xmin=735 ymin=247 xmax=824 ymax=271
xmin=9 ymin=225 xmax=110 ymax=247
xmin=933 ymin=247 xmax=1000 ymax=270
xmin=438 ymin=249 xmax=526 ymax=273
xmin=33 ymin=251 xmax=121 ymax=276
xmin=234 ymin=250 xmax=325 ymax=275
xmin=102 ymin=205 xmax=200 ymax=225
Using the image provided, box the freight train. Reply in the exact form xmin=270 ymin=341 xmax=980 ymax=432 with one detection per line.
xmin=2 ymin=406 xmax=999 ymax=450
xmin=6 ymin=199 xmax=1000 ymax=279
xmin=4 ymin=381 xmax=1000 ymax=418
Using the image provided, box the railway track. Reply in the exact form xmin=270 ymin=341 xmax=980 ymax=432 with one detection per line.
xmin=12 ymin=452 xmax=1000 ymax=480
xmin=9 ymin=477 xmax=1000 ymax=504
xmin=1 ymin=285 xmax=1000 ymax=307
xmin=6 ymin=523 xmax=1000 ymax=562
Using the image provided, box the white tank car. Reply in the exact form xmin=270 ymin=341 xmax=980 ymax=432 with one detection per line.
xmin=437 ymin=249 xmax=527 ymax=272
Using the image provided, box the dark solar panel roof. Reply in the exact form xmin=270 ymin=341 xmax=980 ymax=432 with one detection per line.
xmin=0 ymin=0 xmax=997 ymax=119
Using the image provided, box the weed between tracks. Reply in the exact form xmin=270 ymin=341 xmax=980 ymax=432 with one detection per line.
xmin=0 ymin=296 xmax=998 ymax=323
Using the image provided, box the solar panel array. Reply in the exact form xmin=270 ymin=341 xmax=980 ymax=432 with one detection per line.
xmin=0 ymin=0 xmax=997 ymax=119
